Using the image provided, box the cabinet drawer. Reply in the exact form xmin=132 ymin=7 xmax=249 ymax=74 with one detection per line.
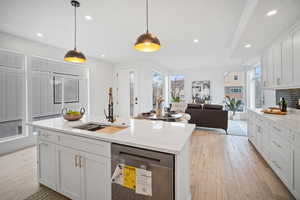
xmin=270 ymin=131 xmax=291 ymax=160
xmin=291 ymin=131 xmax=300 ymax=148
xmin=271 ymin=124 xmax=293 ymax=141
xmin=270 ymin=149 xmax=292 ymax=186
xmin=60 ymin=134 xmax=111 ymax=158
xmin=38 ymin=129 xmax=60 ymax=143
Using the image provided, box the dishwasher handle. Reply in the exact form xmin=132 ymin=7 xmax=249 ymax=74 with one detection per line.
xmin=112 ymin=143 xmax=174 ymax=168
xmin=119 ymin=151 xmax=161 ymax=163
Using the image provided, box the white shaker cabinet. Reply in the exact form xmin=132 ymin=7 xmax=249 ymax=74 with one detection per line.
xmin=37 ymin=140 xmax=57 ymax=191
xmin=37 ymin=128 xmax=111 ymax=200
xmin=81 ymin=152 xmax=111 ymax=200
xmin=262 ymin=48 xmax=275 ymax=88
xmin=272 ymin=42 xmax=283 ymax=86
xmin=281 ymin=36 xmax=294 ymax=86
xmin=57 ymin=146 xmax=82 ymax=200
xmin=261 ymin=22 xmax=300 ymax=88
xmin=267 ymin=48 xmax=275 ymax=87
xmin=293 ymin=147 xmax=300 ymax=199
xmin=247 ymin=110 xmax=300 ymax=198
xmin=292 ymin=26 xmax=300 ymax=85
xmin=262 ymin=52 xmax=269 ymax=87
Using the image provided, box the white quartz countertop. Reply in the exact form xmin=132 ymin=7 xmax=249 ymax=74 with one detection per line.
xmin=27 ymin=116 xmax=195 ymax=154
xmin=249 ymin=108 xmax=300 ymax=133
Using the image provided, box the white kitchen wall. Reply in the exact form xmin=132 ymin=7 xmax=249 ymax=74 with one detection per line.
xmin=89 ymin=61 xmax=113 ymax=117
xmin=170 ymin=68 xmax=227 ymax=105
xmin=0 ymin=32 xmax=113 ymax=155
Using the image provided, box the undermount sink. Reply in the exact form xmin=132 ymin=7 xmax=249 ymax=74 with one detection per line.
xmin=74 ymin=123 xmax=107 ymax=131
xmin=74 ymin=122 xmax=128 ymax=134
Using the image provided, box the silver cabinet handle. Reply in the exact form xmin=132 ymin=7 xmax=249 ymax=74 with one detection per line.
xmin=40 ymin=142 xmax=48 ymax=146
xmin=292 ymin=134 xmax=295 ymax=141
xmin=272 ymin=160 xmax=282 ymax=170
xmin=80 ymin=156 xmax=83 ymax=168
xmin=273 ymin=127 xmax=281 ymax=132
xmin=41 ymin=133 xmax=49 ymax=138
xmin=277 ymin=78 xmax=281 ymax=85
xmin=272 ymin=141 xmax=282 ymax=148
xmin=75 ymin=155 xmax=79 ymax=168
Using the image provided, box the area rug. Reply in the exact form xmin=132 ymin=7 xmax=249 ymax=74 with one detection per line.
xmin=25 ymin=186 xmax=69 ymax=200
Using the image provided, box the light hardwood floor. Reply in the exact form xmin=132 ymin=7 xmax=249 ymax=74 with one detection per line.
xmin=191 ymin=129 xmax=295 ymax=200
xmin=0 ymin=130 xmax=295 ymax=200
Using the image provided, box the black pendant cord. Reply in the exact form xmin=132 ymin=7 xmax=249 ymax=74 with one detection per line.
xmin=146 ymin=0 xmax=149 ymax=34
xmin=74 ymin=4 xmax=77 ymax=50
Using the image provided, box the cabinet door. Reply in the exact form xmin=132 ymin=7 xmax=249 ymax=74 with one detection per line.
xmin=256 ymin=125 xmax=263 ymax=153
xmin=266 ymin=48 xmax=275 ymax=87
xmin=81 ymin=152 xmax=111 ymax=200
xmin=37 ymin=140 xmax=57 ymax=190
xmin=264 ymin=48 xmax=274 ymax=87
xmin=261 ymin=124 xmax=270 ymax=161
xmin=57 ymin=146 xmax=82 ymax=200
xmin=281 ymin=36 xmax=293 ymax=85
xmin=262 ymin=53 xmax=269 ymax=87
xmin=272 ymin=43 xmax=282 ymax=86
xmin=293 ymin=27 xmax=300 ymax=85
xmin=294 ymin=147 xmax=300 ymax=199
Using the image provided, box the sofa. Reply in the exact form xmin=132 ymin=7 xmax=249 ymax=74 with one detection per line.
xmin=185 ymin=104 xmax=228 ymax=134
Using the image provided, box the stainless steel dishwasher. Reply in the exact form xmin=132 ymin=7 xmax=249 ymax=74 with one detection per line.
xmin=111 ymin=143 xmax=175 ymax=200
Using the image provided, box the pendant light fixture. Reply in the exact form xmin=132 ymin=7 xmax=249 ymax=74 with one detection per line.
xmin=134 ymin=0 xmax=161 ymax=52
xmin=64 ymin=0 xmax=86 ymax=63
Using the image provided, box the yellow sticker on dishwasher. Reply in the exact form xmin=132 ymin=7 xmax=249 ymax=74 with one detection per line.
xmin=123 ymin=165 xmax=136 ymax=190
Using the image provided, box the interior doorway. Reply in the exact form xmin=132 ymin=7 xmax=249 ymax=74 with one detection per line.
xmin=116 ymin=69 xmax=138 ymax=119
xmin=224 ymin=71 xmax=248 ymax=136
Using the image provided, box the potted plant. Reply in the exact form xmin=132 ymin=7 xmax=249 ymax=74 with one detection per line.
xmin=224 ymin=96 xmax=242 ymax=120
xmin=171 ymin=88 xmax=181 ymax=103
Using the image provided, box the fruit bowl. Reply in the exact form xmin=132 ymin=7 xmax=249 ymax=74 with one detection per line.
xmin=62 ymin=108 xmax=85 ymax=121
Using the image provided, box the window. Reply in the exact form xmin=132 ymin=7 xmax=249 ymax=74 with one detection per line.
xmin=170 ymin=75 xmax=184 ymax=102
xmin=247 ymin=65 xmax=262 ymax=109
xmin=230 ymin=88 xmax=242 ymax=93
xmin=152 ymin=72 xmax=165 ymax=108
xmin=0 ymin=50 xmax=25 ymax=140
xmin=224 ymin=71 xmax=245 ymax=112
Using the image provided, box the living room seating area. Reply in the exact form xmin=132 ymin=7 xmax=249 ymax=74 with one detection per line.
xmin=185 ymin=103 xmax=228 ymax=134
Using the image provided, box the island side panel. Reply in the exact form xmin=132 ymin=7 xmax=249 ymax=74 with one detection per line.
xmin=175 ymin=138 xmax=191 ymax=200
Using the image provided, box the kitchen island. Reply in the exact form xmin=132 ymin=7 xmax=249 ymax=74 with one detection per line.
xmin=28 ymin=116 xmax=195 ymax=200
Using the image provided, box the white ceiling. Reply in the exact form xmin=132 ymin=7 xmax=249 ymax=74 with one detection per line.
xmin=232 ymin=0 xmax=300 ymax=61
xmin=0 ymin=0 xmax=299 ymax=70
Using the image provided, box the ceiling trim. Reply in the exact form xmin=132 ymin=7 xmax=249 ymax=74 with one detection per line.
xmin=230 ymin=0 xmax=259 ymax=57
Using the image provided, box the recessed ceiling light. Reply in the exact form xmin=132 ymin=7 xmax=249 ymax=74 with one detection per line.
xmin=266 ymin=10 xmax=277 ymax=17
xmin=193 ymin=38 xmax=199 ymax=43
xmin=101 ymin=54 xmax=105 ymax=57
xmin=85 ymin=15 xmax=93 ymax=20
xmin=36 ymin=33 xmax=43 ymax=37
xmin=244 ymin=44 xmax=252 ymax=48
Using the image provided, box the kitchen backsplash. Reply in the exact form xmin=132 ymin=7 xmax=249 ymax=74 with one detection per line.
xmin=276 ymin=88 xmax=300 ymax=108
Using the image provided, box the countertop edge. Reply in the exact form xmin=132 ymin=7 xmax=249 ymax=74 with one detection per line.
xmin=28 ymin=122 xmax=195 ymax=155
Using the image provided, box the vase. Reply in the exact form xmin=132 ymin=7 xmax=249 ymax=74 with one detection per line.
xmin=156 ymin=107 xmax=162 ymax=117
